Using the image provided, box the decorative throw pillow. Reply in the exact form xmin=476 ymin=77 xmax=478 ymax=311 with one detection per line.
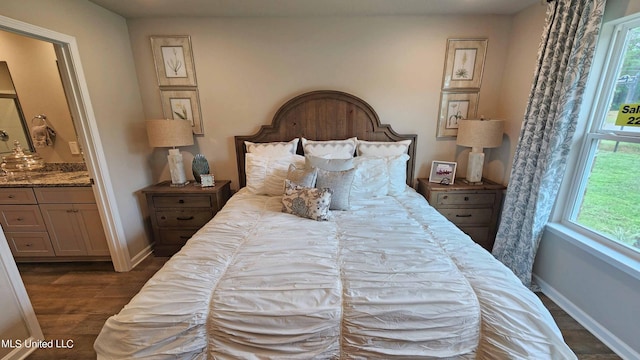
xmin=245 ymin=139 xmax=299 ymax=156
xmin=305 ymin=155 xmax=354 ymax=172
xmin=301 ymin=137 xmax=357 ymax=159
xmin=245 ymin=153 xmax=305 ymax=195
xmin=282 ymin=180 xmax=332 ymax=221
xmin=286 ymin=163 xmax=318 ymax=188
xmin=316 ymin=168 xmax=356 ymax=210
xmin=356 ymin=139 xmax=412 ymax=157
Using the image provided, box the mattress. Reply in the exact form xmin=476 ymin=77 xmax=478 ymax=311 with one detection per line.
xmin=95 ymin=187 xmax=576 ymax=359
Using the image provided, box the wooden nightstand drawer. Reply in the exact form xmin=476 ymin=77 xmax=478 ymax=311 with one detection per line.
xmin=141 ymin=180 xmax=232 ymax=257
xmin=0 ymin=205 xmax=47 ymax=232
xmin=155 ymin=209 xmax=213 ymax=228
xmin=158 ymin=229 xmax=198 ymax=245
xmin=417 ymin=178 xmax=506 ymax=251
xmin=436 ymin=192 xmax=495 ymax=206
xmin=6 ymin=232 xmax=55 ymax=257
xmin=152 ymin=195 xmax=214 ymax=209
xmin=439 ymin=208 xmax=492 ymax=225
xmin=0 ymin=188 xmax=37 ymax=205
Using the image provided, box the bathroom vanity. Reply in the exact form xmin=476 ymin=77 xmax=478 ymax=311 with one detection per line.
xmin=0 ymin=169 xmax=109 ymax=262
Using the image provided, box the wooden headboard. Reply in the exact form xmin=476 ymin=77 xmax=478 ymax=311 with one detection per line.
xmin=235 ymin=90 xmax=417 ymax=188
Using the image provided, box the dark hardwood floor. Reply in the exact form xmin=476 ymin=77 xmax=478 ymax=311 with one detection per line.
xmin=17 ymin=256 xmax=621 ymax=359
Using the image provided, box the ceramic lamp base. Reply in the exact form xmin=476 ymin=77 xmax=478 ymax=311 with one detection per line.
xmin=167 ymin=148 xmax=188 ymax=186
xmin=465 ymin=151 xmax=485 ymax=184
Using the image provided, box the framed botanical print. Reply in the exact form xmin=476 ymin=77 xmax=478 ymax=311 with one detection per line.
xmin=436 ymin=91 xmax=479 ymax=139
xmin=442 ymin=38 xmax=488 ymax=90
xmin=151 ymin=35 xmax=197 ymax=87
xmin=160 ymin=89 xmax=204 ymax=134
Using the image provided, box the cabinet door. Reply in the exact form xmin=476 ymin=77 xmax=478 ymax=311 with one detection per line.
xmin=74 ymin=204 xmax=110 ymax=256
xmin=38 ymin=204 xmax=87 ymax=256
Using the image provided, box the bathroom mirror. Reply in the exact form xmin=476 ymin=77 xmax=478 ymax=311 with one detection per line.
xmin=0 ymin=61 xmax=35 ymax=154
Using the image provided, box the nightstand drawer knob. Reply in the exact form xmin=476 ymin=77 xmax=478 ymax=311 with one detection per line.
xmin=456 ymin=214 xmax=472 ymax=218
xmin=178 ymin=199 xmax=185 ymax=204
xmin=464 ymin=196 xmax=469 ymax=201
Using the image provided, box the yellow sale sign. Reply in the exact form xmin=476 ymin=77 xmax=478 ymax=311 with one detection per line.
xmin=616 ymin=103 xmax=640 ymax=126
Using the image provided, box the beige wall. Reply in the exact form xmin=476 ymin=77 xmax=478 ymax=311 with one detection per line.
xmin=0 ymin=30 xmax=82 ymax=163
xmin=0 ymin=0 xmax=151 ymax=257
xmin=127 ymin=12 xmax=544 ymax=188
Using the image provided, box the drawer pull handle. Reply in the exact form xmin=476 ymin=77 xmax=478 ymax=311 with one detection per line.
xmin=442 ymin=195 xmax=448 ymax=199
xmin=25 ymin=243 xmax=33 ymax=247
xmin=177 ymin=216 xmax=194 ymax=221
xmin=464 ymin=196 xmax=469 ymax=201
xmin=16 ymin=217 xmax=24 ymax=221
xmin=179 ymin=235 xmax=191 ymax=239
xmin=7 ymin=194 xmax=15 ymax=198
xmin=178 ymin=199 xmax=185 ymax=204
xmin=456 ymin=214 xmax=472 ymax=218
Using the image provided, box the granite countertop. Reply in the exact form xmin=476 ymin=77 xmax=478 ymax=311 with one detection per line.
xmin=0 ymin=171 xmax=92 ymax=187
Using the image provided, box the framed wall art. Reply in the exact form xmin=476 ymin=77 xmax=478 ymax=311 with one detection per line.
xmin=436 ymin=91 xmax=479 ymax=139
xmin=151 ymin=35 xmax=197 ymax=87
xmin=429 ymin=161 xmax=457 ymax=185
xmin=160 ymin=89 xmax=204 ymax=134
xmin=442 ymin=38 xmax=487 ymax=90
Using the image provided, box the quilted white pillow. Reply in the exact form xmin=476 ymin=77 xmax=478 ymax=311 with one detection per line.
xmin=245 ymin=153 xmax=305 ymax=195
xmin=386 ymin=154 xmax=410 ymax=195
xmin=301 ymin=137 xmax=357 ymax=159
xmin=356 ymin=139 xmax=411 ymax=157
xmin=245 ymin=139 xmax=299 ymax=156
xmin=351 ymin=157 xmax=388 ymax=198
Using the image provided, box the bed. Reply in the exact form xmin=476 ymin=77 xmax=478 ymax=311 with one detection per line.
xmin=95 ymin=90 xmax=576 ymax=359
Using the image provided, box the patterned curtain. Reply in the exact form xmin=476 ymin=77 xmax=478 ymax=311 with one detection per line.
xmin=492 ymin=0 xmax=607 ymax=288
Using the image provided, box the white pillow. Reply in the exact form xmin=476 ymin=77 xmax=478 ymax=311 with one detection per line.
xmin=245 ymin=139 xmax=299 ymax=156
xmin=386 ymin=154 xmax=410 ymax=195
xmin=351 ymin=157 xmax=389 ymax=198
xmin=245 ymin=153 xmax=305 ymax=195
xmin=356 ymin=139 xmax=411 ymax=157
xmin=301 ymin=137 xmax=357 ymax=159
xmin=305 ymin=156 xmax=354 ymax=171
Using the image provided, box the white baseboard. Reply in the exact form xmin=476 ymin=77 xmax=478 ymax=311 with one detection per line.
xmin=534 ymin=275 xmax=639 ymax=360
xmin=128 ymin=245 xmax=153 ymax=270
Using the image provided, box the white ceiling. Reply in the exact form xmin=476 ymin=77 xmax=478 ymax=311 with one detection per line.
xmin=88 ymin=0 xmax=541 ymax=18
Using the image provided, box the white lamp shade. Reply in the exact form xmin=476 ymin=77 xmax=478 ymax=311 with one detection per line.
xmin=146 ymin=119 xmax=194 ymax=148
xmin=456 ymin=119 xmax=504 ymax=149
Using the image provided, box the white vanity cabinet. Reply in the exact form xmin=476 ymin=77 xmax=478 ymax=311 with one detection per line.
xmin=0 ymin=186 xmax=109 ymax=260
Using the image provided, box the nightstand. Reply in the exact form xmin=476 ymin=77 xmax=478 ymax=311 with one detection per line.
xmin=141 ymin=180 xmax=231 ymax=256
xmin=417 ymin=178 xmax=506 ymax=251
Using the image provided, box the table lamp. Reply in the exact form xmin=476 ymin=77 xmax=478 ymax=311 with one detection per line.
xmin=146 ymin=119 xmax=194 ymax=186
xmin=456 ymin=118 xmax=504 ymax=185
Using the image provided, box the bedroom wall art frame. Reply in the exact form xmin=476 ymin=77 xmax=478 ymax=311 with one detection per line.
xmin=442 ymin=38 xmax=488 ymax=90
xmin=437 ymin=91 xmax=479 ymax=139
xmin=429 ymin=160 xmax=457 ymax=185
xmin=160 ymin=89 xmax=204 ymax=134
xmin=151 ymin=35 xmax=197 ymax=87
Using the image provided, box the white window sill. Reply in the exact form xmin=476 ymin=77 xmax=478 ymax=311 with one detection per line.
xmin=545 ymin=222 xmax=640 ymax=282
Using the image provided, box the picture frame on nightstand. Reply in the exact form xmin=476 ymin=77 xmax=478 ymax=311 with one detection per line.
xmin=429 ymin=161 xmax=457 ymax=185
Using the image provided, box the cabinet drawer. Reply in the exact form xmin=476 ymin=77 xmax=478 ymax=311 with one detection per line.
xmin=158 ymin=229 xmax=197 ymax=245
xmin=155 ymin=209 xmax=213 ymax=228
xmin=0 ymin=188 xmax=37 ymax=204
xmin=458 ymin=226 xmax=492 ymax=250
xmin=152 ymin=195 xmax=213 ymax=209
xmin=0 ymin=205 xmax=47 ymax=231
xmin=6 ymin=232 xmax=55 ymax=257
xmin=34 ymin=187 xmax=95 ymax=204
xmin=439 ymin=208 xmax=492 ymax=225
xmin=436 ymin=192 xmax=496 ymax=206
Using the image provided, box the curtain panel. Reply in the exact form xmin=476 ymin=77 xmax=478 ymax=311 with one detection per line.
xmin=492 ymin=0 xmax=607 ymax=288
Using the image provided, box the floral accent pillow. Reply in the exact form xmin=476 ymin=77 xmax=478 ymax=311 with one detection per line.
xmin=282 ymin=180 xmax=332 ymax=221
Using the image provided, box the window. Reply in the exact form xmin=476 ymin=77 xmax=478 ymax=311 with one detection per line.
xmin=567 ymin=16 xmax=640 ymax=255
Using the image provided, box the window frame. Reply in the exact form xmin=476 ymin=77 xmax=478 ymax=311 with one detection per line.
xmin=561 ymin=14 xmax=640 ymax=261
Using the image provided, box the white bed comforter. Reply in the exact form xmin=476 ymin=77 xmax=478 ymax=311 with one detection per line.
xmin=95 ymin=188 xmax=577 ymax=359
